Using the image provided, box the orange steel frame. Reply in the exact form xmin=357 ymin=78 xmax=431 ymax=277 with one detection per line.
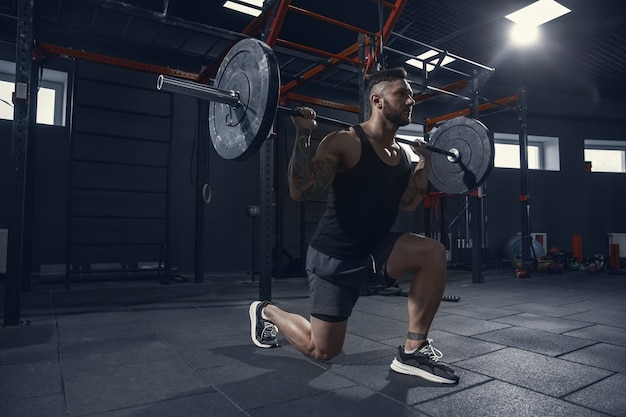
xmin=424 ymin=95 xmax=519 ymax=132
xmin=38 ymin=43 xmax=200 ymax=81
xmin=38 ymin=1 xmax=514 ymax=128
xmin=241 ymin=0 xmax=408 ymax=106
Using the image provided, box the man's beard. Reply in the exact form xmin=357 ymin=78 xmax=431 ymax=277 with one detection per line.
xmin=383 ymin=106 xmax=411 ymax=126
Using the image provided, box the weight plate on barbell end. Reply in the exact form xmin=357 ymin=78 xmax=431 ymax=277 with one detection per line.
xmin=428 ymin=116 xmax=494 ymax=194
xmin=208 ymin=38 xmax=280 ymax=160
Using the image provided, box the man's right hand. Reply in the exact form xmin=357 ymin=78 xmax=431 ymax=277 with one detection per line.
xmin=291 ymin=106 xmax=318 ymax=130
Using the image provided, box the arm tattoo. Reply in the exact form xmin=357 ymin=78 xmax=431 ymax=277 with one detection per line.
xmin=399 ymin=164 xmax=429 ymax=210
xmin=288 ymin=130 xmax=339 ymax=200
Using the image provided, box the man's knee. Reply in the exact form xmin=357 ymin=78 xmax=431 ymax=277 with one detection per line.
xmin=311 ymin=346 xmax=342 ymax=361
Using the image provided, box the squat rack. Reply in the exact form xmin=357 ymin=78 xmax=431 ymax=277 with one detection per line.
xmin=3 ymin=0 xmax=533 ymax=326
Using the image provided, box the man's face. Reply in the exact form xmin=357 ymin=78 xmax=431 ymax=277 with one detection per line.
xmin=380 ymin=79 xmax=415 ymax=126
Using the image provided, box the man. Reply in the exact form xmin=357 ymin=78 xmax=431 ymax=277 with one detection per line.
xmin=249 ymin=67 xmax=458 ymax=384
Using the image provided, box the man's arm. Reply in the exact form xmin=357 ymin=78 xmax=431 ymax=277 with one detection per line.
xmin=288 ymin=108 xmax=341 ymax=201
xmin=400 ymin=140 xmax=431 ymax=211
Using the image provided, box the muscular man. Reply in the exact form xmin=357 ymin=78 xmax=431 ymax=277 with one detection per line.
xmin=249 ymin=67 xmax=458 ymax=384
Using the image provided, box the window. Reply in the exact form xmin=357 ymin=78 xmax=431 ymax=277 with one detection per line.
xmin=584 ymin=140 xmax=626 ymax=173
xmin=0 ymin=59 xmax=67 ymax=126
xmin=494 ymin=133 xmax=560 ymax=171
xmin=396 ymin=125 xmax=561 ymax=171
xmin=396 ymin=123 xmax=424 ymax=163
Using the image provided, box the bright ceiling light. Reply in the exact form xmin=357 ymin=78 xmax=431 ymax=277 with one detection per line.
xmin=505 ymin=0 xmax=571 ymax=26
xmin=223 ymin=1 xmax=262 ymax=17
xmin=405 ymin=50 xmax=456 ymax=72
xmin=509 ymin=23 xmax=540 ymax=46
xmin=240 ymin=0 xmax=264 ymax=6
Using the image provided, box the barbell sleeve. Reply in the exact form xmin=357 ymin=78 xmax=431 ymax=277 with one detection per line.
xmin=157 ymin=74 xmax=241 ymax=107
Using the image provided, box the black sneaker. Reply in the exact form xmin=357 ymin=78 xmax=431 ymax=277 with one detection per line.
xmin=390 ymin=340 xmax=459 ymax=384
xmin=249 ymin=300 xmax=279 ymax=348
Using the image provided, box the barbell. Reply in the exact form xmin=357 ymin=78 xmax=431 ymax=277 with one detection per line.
xmin=156 ymin=38 xmax=494 ymax=194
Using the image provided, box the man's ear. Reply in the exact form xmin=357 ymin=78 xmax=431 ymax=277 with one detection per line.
xmin=371 ymin=94 xmax=383 ymax=109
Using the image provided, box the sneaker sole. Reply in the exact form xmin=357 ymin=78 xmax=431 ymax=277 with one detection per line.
xmin=249 ymin=301 xmax=275 ymax=348
xmin=390 ymin=358 xmax=458 ymax=384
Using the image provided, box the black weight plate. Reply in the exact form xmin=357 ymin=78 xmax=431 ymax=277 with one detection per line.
xmin=209 ymin=38 xmax=280 ymax=160
xmin=428 ymin=117 xmax=494 ymax=194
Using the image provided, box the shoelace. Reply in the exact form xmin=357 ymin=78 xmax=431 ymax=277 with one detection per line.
xmin=261 ymin=321 xmax=277 ymax=340
xmin=418 ymin=338 xmax=443 ymax=362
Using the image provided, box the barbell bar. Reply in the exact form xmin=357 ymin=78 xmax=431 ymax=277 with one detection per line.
xmin=276 ymin=106 xmax=460 ymax=160
xmin=156 ymin=37 xmax=494 ymax=194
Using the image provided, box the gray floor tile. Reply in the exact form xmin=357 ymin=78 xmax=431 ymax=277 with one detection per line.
xmin=60 ymin=334 xmax=179 ymax=372
xmin=454 ymin=347 xmax=613 ymax=397
xmin=0 ymin=360 xmax=62 ymax=403
xmin=560 ymin=343 xmax=626 ymax=373
xmin=417 ymin=380 xmax=609 ymax=417
xmin=0 ymin=319 xmax=59 ymax=366
xmin=90 ymin=391 xmax=247 ymax=417
xmin=248 ymin=385 xmax=429 ymax=417
xmin=437 ymin=303 xmax=520 ymax=319
xmin=564 ymin=308 xmax=626 ymax=329
xmin=473 ymin=326 xmax=596 ymax=356
xmin=63 ymin=358 xmax=212 ymax=417
xmin=493 ymin=312 xmax=591 ymax=333
xmin=564 ymin=324 xmax=626 ymax=347
xmin=500 ymin=301 xmax=592 ymax=317
xmin=346 ymin=310 xmax=407 ymax=341
xmin=0 ymin=394 xmax=65 ymax=417
xmin=430 ymin=314 xmax=511 ymax=336
xmin=564 ymin=373 xmax=626 ymax=417
xmin=202 ymin=355 xmax=356 ymax=411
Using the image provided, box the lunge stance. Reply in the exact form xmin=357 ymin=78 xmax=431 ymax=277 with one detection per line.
xmin=249 ymin=67 xmax=458 ymax=384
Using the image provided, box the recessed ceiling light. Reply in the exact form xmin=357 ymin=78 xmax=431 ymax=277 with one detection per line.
xmin=505 ymin=0 xmax=571 ymax=26
xmin=405 ymin=50 xmax=455 ymax=72
xmin=223 ymin=1 xmax=262 ymax=17
xmin=509 ymin=23 xmax=540 ymax=46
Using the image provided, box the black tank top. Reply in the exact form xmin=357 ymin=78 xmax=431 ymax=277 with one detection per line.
xmin=310 ymin=124 xmax=411 ymax=259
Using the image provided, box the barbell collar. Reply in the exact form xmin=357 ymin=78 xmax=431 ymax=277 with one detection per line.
xmin=157 ymin=74 xmax=240 ymax=108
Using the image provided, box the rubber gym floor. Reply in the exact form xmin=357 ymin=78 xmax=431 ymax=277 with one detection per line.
xmin=1 ymin=269 xmax=625 ymax=417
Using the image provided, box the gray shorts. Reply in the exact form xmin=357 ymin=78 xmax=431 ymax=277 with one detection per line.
xmin=306 ymin=232 xmax=404 ymax=321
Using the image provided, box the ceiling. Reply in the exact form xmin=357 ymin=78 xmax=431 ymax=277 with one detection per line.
xmin=0 ymin=0 xmax=624 ymax=112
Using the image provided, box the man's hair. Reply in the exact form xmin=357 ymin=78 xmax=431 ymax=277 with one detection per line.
xmin=366 ymin=67 xmax=408 ymax=96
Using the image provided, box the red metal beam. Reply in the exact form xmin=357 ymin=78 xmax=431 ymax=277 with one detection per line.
xmin=289 ymin=6 xmax=372 ymax=35
xmin=263 ymin=0 xmax=292 ymax=46
xmin=280 ymin=0 xmax=408 ymax=96
xmin=380 ymin=0 xmax=407 ymax=45
xmin=38 ymin=43 xmax=200 ymax=80
xmin=283 ymin=92 xmax=360 ymax=113
xmin=424 ymin=94 xmax=519 ymax=132
xmin=274 ymin=38 xmax=362 ymax=65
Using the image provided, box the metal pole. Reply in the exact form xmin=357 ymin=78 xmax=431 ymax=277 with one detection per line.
xmin=258 ymin=136 xmax=273 ymax=301
xmin=274 ymin=114 xmax=285 ymax=280
xmin=469 ymin=72 xmax=484 ymax=283
xmin=64 ymin=59 xmax=77 ymax=290
xmin=4 ymin=0 xmax=36 ymax=327
xmin=194 ymin=100 xmax=209 ymax=283
xmin=518 ymin=87 xmax=532 ymax=277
